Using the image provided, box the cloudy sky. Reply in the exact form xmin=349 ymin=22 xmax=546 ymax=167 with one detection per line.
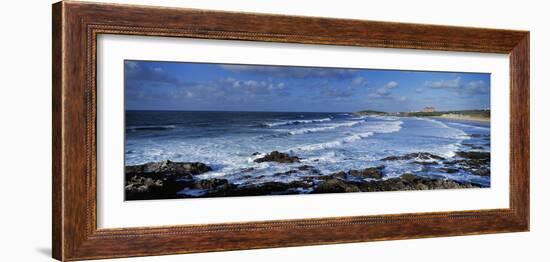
xmin=125 ymin=60 xmax=490 ymax=112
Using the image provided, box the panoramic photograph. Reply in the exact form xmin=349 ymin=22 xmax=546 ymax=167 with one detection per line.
xmin=124 ymin=60 xmax=491 ymax=201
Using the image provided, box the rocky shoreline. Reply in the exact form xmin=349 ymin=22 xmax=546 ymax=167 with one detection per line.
xmin=125 ymin=146 xmax=490 ymax=200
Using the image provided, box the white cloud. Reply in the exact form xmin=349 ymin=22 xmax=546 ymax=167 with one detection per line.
xmin=219 ymin=64 xmax=356 ymax=79
xmin=424 ymin=77 xmax=461 ymax=89
xmin=371 ymin=81 xmax=399 ymax=97
xmin=385 ymin=81 xmax=399 ymax=89
xmin=351 ymin=76 xmax=368 ymax=86
xmin=124 ymin=61 xmax=138 ymax=70
xmin=464 ymin=80 xmax=489 ymax=94
xmin=151 ymin=67 xmax=163 ymax=73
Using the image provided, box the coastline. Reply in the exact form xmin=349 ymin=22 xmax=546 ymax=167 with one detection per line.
xmin=431 ymin=114 xmax=490 ymax=123
xmin=125 ymin=149 xmax=490 ymax=200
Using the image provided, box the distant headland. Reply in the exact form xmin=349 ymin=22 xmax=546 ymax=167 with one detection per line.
xmin=355 ymin=108 xmax=490 ymax=122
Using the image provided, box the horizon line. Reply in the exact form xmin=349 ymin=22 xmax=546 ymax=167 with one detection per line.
xmin=125 ymin=108 xmax=490 ymax=113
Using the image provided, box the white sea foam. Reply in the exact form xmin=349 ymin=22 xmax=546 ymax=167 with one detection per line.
xmin=419 ymin=118 xmax=469 ymax=139
xmin=348 ymin=115 xmax=368 ymax=120
xmin=292 ymin=132 xmax=374 ymax=152
xmin=447 ymin=122 xmax=490 ymax=131
xmin=288 ymin=121 xmax=362 ymax=135
xmin=362 ymin=120 xmax=403 ymax=133
xmin=263 ymin=118 xmax=332 ymax=127
xmin=371 ymin=115 xmax=400 ymax=121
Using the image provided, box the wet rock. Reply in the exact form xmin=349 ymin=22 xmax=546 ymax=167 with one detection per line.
xmin=288 ymin=180 xmax=314 ymax=188
xmin=400 ymin=173 xmax=418 ymax=182
xmin=443 ymin=151 xmax=491 ymax=176
xmin=462 ymin=143 xmax=484 ymax=150
xmin=381 ymin=152 xmax=445 ymax=161
xmin=348 ymin=165 xmax=385 ymax=179
xmin=297 ymin=165 xmax=315 ymax=170
xmin=194 ymin=178 xmax=229 ymax=189
xmin=438 ymin=167 xmax=459 ymax=174
xmin=303 ymin=173 xmax=339 ymax=181
xmin=412 ymin=161 xmax=439 ymax=166
xmin=330 ymin=171 xmax=348 ymax=179
xmin=357 ymin=174 xmax=480 ymax=192
xmin=444 ymin=159 xmax=490 ymax=177
xmin=124 ymin=160 xmax=213 ymax=200
xmin=228 ymin=182 xmax=296 ymax=196
xmin=455 ymin=151 xmax=490 ymax=160
xmin=470 ymin=169 xmax=490 ymax=177
xmin=448 ymin=151 xmax=490 ymax=177
xmin=313 ymin=179 xmax=360 ymax=193
xmin=125 ymin=175 xmax=187 ymax=200
xmin=194 ymin=180 xmax=315 ymax=198
xmin=253 ymin=151 xmax=300 ymax=163
xmin=273 ymin=170 xmax=299 ymax=176
xmin=126 ymin=160 xmax=212 ymax=177
xmin=240 ymin=167 xmax=255 ymax=173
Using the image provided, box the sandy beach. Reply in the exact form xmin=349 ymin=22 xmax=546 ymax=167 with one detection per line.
xmin=432 ymin=113 xmax=490 ymax=123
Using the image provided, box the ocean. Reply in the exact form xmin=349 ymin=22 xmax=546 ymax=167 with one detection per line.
xmin=125 ymin=110 xmax=491 ymax=192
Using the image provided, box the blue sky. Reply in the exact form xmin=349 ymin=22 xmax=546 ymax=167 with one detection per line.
xmin=125 ymin=60 xmax=490 ymax=112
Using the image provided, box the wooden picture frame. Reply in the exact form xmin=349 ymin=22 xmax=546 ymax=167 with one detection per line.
xmin=52 ymin=1 xmax=529 ymax=261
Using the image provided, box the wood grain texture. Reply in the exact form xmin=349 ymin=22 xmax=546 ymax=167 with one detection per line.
xmin=52 ymin=2 xmax=63 ymax=260
xmin=52 ymin=1 xmax=530 ymax=261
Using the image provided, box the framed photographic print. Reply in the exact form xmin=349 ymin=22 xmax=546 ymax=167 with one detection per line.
xmin=52 ymin=1 xmax=529 ymax=261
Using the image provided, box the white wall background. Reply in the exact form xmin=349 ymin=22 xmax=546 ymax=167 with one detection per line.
xmin=0 ymin=0 xmax=546 ymax=261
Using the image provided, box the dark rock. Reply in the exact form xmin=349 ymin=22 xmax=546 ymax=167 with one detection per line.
xmin=313 ymin=179 xmax=360 ymax=193
xmin=228 ymin=182 xmax=295 ymax=196
xmin=330 ymin=171 xmax=348 ymax=179
xmin=348 ymin=165 xmax=385 ymax=179
xmin=240 ymin=167 xmax=255 ymax=173
xmin=251 ymin=152 xmax=261 ymax=156
xmin=444 ymin=151 xmax=490 ymax=177
xmin=125 ymin=175 xmax=188 ymax=200
xmin=412 ymin=161 xmax=439 ymax=166
xmin=197 ymin=179 xmax=317 ymax=198
xmin=381 ymin=152 xmax=445 ymax=161
xmin=287 ymin=180 xmax=314 ymax=189
xmin=462 ymin=143 xmax=484 ymax=150
xmin=303 ymin=174 xmax=337 ymax=181
xmin=125 ymin=160 xmax=212 ymax=178
xmin=443 ymin=159 xmax=490 ymax=177
xmin=194 ymin=178 xmax=229 ymax=189
xmin=253 ymin=151 xmax=300 ymax=163
xmin=273 ymin=170 xmax=299 ymax=176
xmin=124 ymin=160 xmax=213 ymax=200
xmin=455 ymin=151 xmax=490 ymax=160
xmin=438 ymin=167 xmax=459 ymax=174
xmin=356 ymin=174 xmax=480 ymax=192
xmin=444 ymin=158 xmax=489 ymax=167
xmin=400 ymin=173 xmax=418 ymax=182
xmin=297 ymin=165 xmax=315 ymax=170
xmin=469 ymin=168 xmax=490 ymax=177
